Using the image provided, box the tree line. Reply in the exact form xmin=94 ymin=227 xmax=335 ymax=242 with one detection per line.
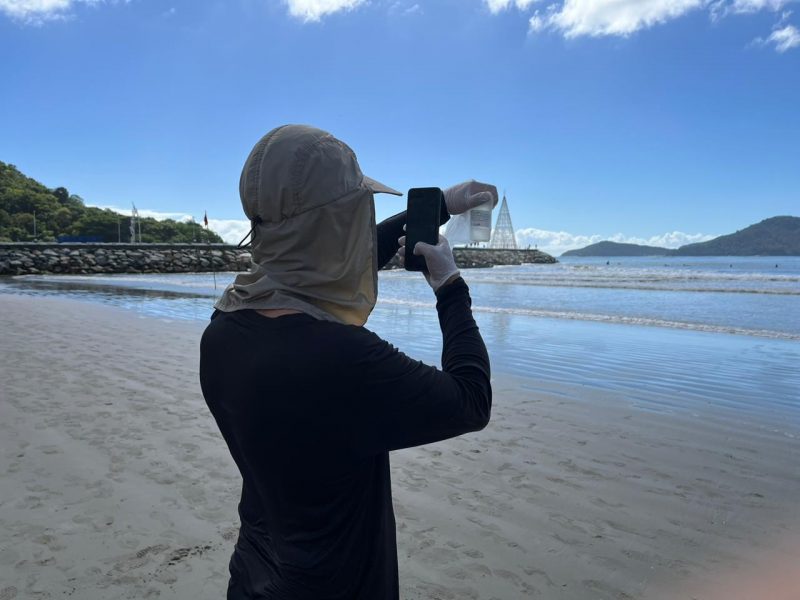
xmin=0 ymin=161 xmax=224 ymax=244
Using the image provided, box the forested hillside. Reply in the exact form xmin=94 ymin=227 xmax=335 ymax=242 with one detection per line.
xmin=0 ymin=161 xmax=223 ymax=243
xmin=561 ymin=216 xmax=800 ymax=256
xmin=673 ymin=216 xmax=800 ymax=256
xmin=562 ymin=241 xmax=671 ymax=257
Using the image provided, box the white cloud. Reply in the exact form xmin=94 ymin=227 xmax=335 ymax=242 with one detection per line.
xmin=485 ymin=0 xmax=538 ymax=13
xmin=528 ymin=11 xmax=546 ymax=31
xmin=547 ymin=0 xmax=706 ymax=38
xmin=96 ymin=205 xmax=194 ymax=222
xmin=93 ymin=203 xmax=718 ymax=252
xmin=205 ymin=219 xmax=251 ymax=245
xmin=755 ymin=22 xmax=800 ymax=50
xmin=0 ymin=0 xmax=74 ymax=21
xmin=94 ymin=204 xmax=252 ymax=244
xmin=388 ymin=1 xmax=422 ymax=16
xmin=515 ymin=227 xmax=715 ymax=256
xmin=729 ymin=0 xmax=790 ymax=13
xmin=710 ymin=0 xmax=791 ymax=19
xmin=284 ymin=0 xmax=367 ymax=22
xmin=0 ymin=0 xmax=131 ymax=23
xmin=483 ymin=0 xmax=799 ymax=43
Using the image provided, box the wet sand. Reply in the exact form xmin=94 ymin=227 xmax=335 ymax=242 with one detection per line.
xmin=1 ymin=294 xmax=798 ymax=599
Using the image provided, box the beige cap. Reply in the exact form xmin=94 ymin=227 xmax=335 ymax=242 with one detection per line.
xmin=216 ymin=124 xmax=394 ymax=326
xmin=239 ymin=124 xmax=400 ymax=224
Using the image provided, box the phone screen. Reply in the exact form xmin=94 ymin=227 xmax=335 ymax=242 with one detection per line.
xmin=405 ymin=187 xmax=442 ymax=272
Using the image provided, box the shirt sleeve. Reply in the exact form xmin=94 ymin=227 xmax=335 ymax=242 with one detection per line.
xmin=375 ymin=196 xmax=451 ymax=270
xmin=345 ymin=277 xmax=491 ymax=455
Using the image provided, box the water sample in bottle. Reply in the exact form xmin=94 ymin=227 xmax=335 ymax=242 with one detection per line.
xmin=469 ymin=200 xmax=493 ymax=242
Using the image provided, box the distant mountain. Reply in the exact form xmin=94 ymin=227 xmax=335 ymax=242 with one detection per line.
xmin=672 ymin=216 xmax=800 ymax=256
xmin=561 ymin=216 xmax=800 ymax=257
xmin=561 ymin=241 xmax=672 ymax=257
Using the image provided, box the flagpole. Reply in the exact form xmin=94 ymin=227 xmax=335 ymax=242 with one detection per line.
xmin=204 ymin=211 xmax=216 ymax=291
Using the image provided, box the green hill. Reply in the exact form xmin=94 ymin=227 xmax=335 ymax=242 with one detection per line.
xmin=561 ymin=241 xmax=671 ymax=257
xmin=562 ymin=216 xmax=800 ymax=257
xmin=0 ymin=161 xmax=223 ymax=243
xmin=673 ymin=216 xmax=800 ymax=256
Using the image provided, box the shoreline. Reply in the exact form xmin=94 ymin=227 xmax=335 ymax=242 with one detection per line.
xmin=2 ymin=280 xmax=799 ymax=424
xmin=3 ymin=273 xmax=800 ymax=343
xmin=1 ymin=295 xmax=799 ymax=598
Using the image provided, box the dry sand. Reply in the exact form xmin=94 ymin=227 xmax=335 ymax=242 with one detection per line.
xmin=1 ymin=294 xmax=798 ymax=599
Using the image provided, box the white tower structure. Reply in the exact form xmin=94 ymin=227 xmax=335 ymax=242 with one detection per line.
xmin=490 ymin=194 xmax=518 ymax=249
xmin=130 ymin=202 xmax=139 ymax=244
xmin=130 ymin=203 xmax=141 ymax=243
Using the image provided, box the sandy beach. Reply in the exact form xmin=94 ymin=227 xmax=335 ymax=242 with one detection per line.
xmin=1 ymin=294 xmax=798 ymax=599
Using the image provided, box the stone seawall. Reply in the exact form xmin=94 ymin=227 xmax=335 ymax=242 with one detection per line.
xmin=0 ymin=244 xmax=249 ymax=275
xmin=386 ymin=247 xmax=556 ymax=269
xmin=0 ymin=243 xmax=556 ymax=276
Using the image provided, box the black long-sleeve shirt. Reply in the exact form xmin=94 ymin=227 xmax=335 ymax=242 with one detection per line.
xmin=199 ymin=209 xmax=491 ymax=600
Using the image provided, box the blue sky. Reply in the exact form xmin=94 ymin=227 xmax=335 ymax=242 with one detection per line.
xmin=1 ymin=0 xmax=798 ymax=254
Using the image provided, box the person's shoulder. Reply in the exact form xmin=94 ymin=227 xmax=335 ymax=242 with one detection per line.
xmin=203 ymin=308 xmax=241 ymax=332
xmin=311 ymin=321 xmax=399 ymax=362
xmin=201 ymin=309 xmax=240 ymax=350
xmin=315 ymin=320 xmax=387 ymax=347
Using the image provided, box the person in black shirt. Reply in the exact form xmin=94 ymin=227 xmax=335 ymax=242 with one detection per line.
xmin=200 ymin=125 xmax=495 ymax=599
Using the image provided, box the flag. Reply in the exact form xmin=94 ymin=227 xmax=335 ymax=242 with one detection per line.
xmin=203 ymin=211 xmax=208 ymax=228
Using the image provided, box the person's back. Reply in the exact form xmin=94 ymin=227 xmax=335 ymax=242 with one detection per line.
xmin=202 ymin=313 xmax=400 ymax=598
xmin=200 ymin=125 xmax=494 ymax=599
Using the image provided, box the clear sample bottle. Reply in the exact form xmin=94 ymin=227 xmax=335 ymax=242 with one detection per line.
xmin=469 ymin=200 xmax=493 ymax=242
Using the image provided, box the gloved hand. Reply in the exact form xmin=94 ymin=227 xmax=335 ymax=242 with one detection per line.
xmin=397 ymin=234 xmax=460 ymax=292
xmin=443 ymin=180 xmax=499 ymax=215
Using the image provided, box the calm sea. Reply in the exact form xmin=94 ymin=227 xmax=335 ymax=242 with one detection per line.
xmin=2 ymin=255 xmax=798 ymax=424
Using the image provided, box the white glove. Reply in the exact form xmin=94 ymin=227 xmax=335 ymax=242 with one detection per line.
xmin=397 ymin=234 xmax=460 ymax=292
xmin=443 ymin=180 xmax=499 ymax=215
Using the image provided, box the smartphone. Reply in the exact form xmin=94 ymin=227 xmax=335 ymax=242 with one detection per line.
xmin=405 ymin=187 xmax=442 ymax=272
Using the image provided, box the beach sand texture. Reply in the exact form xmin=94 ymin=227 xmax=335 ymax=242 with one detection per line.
xmin=1 ymin=294 xmax=798 ymax=599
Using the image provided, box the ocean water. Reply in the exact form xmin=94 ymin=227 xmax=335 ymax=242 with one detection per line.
xmin=2 ymin=256 xmax=798 ymax=424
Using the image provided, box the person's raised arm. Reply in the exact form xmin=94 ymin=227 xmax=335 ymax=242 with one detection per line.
xmin=374 ymin=180 xmax=498 ymax=270
xmin=374 ymin=195 xmax=448 ymax=269
xmin=375 ymin=210 xmax=412 ymax=269
xmin=345 ymin=234 xmax=491 ymax=455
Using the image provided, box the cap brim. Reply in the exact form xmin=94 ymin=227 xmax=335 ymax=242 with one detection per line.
xmin=364 ymin=175 xmax=402 ymax=196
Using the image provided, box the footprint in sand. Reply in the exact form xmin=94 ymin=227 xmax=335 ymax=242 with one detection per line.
xmin=494 ymin=568 xmax=523 ymax=585
xmin=109 ymin=544 xmax=169 ymax=574
xmin=582 ymin=578 xmax=636 ymax=599
xmin=163 ymin=543 xmax=213 ymax=566
xmin=86 ymin=479 xmax=114 ymax=499
xmin=14 ymin=495 xmax=44 ymax=510
xmin=32 ymin=533 xmax=66 ymax=552
xmin=0 ymin=586 xmax=17 ymax=600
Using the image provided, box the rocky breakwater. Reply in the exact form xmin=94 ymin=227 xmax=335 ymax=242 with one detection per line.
xmin=453 ymin=248 xmax=556 ymax=268
xmin=0 ymin=243 xmax=251 ymax=275
xmin=384 ymin=247 xmax=557 ymax=270
xmin=0 ymin=244 xmax=556 ymax=276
